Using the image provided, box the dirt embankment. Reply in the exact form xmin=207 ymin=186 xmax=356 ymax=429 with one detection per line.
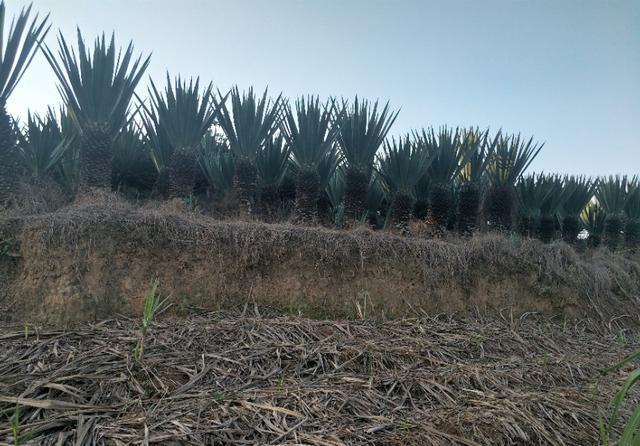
xmin=0 ymin=194 xmax=639 ymax=326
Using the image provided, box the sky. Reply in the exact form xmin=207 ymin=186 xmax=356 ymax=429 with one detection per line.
xmin=5 ymin=0 xmax=639 ymax=175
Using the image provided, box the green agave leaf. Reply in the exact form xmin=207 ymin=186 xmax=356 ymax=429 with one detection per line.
xmin=43 ymin=29 xmax=150 ymax=137
xmin=212 ymin=86 xmax=282 ymax=162
xmin=337 ymin=96 xmax=398 ymax=175
xmin=0 ymin=1 xmax=50 ymax=102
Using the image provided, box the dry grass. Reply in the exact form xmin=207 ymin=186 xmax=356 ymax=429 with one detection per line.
xmin=0 ymin=312 xmax=638 ymax=445
xmin=1 ymin=192 xmax=639 ymax=325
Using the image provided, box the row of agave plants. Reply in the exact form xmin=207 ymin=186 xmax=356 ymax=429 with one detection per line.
xmin=0 ymin=2 xmax=638 ymax=252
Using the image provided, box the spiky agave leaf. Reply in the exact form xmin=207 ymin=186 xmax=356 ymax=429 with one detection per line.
xmin=111 ymin=123 xmax=156 ymax=194
xmin=256 ymin=134 xmax=289 ymax=219
xmin=516 ymin=173 xmax=551 ymax=238
xmin=141 ymin=74 xmax=217 ymax=198
xmin=597 ymin=175 xmax=630 ymax=251
xmin=43 ymin=30 xmax=150 ymax=191
xmin=367 ymin=173 xmax=386 ymax=229
xmin=282 ymin=96 xmax=343 ymax=169
xmin=326 ymin=166 xmax=345 ymax=227
xmin=0 ymin=1 xmax=50 ymax=205
xmin=624 ymin=179 xmax=640 ymax=251
xmin=317 ymin=147 xmax=342 ymax=226
xmin=212 ymin=87 xmax=282 ymax=214
xmin=581 ymin=202 xmax=606 ymax=248
xmin=416 ymin=126 xmax=470 ymax=229
xmin=537 ymin=174 xmax=572 ymax=243
xmin=337 ymin=97 xmax=398 ymax=223
xmin=198 ymin=132 xmax=234 ymax=196
xmin=378 ymin=134 xmax=431 ymax=230
xmin=560 ymin=175 xmax=598 ymax=244
xmin=456 ymin=128 xmax=497 ymax=234
xmin=413 ymin=173 xmax=431 ymax=221
xmin=17 ymin=108 xmax=71 ymax=180
xmin=282 ymin=96 xmax=343 ymax=223
xmin=484 ymin=133 xmax=544 ymax=230
xmin=458 ymin=128 xmax=496 ymax=184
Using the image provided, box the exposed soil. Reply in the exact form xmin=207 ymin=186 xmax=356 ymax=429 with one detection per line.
xmin=0 ymin=193 xmax=639 ymax=327
xmin=0 ymin=313 xmax=638 ymax=445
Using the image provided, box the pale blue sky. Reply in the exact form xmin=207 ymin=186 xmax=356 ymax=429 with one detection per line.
xmin=6 ymin=0 xmax=639 ymax=175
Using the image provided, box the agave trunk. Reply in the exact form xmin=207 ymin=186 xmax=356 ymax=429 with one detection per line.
xmin=233 ymin=158 xmax=257 ymax=215
xmin=278 ymin=175 xmax=296 ymax=214
xmin=167 ymin=146 xmax=197 ymax=198
xmin=0 ymin=104 xmax=19 ymax=207
xmin=259 ymin=184 xmax=280 ymax=222
xmin=153 ymin=169 xmax=170 ymax=199
xmin=429 ymin=183 xmax=452 ymax=229
xmin=317 ymin=191 xmax=333 ymax=227
xmin=518 ymin=216 xmax=536 ymax=238
xmin=457 ymin=182 xmax=481 ymax=235
xmin=388 ymin=192 xmax=414 ymax=232
xmin=484 ymin=185 xmax=515 ymax=231
xmin=413 ymin=199 xmax=429 ymax=221
xmin=588 ymin=233 xmax=602 ymax=248
xmin=80 ymin=123 xmax=113 ymax=191
xmin=295 ymin=166 xmax=320 ymax=224
xmin=624 ymin=219 xmax=640 ymax=252
xmin=561 ymin=215 xmax=580 ymax=245
xmin=604 ymin=214 xmax=623 ymax=252
xmin=538 ymin=215 xmax=556 ymax=243
xmin=344 ymin=167 xmax=369 ymax=223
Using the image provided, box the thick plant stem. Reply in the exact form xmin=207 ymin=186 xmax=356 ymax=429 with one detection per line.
xmin=484 ymin=185 xmax=515 ymax=231
xmin=295 ymin=166 xmax=320 ymax=224
xmin=80 ymin=123 xmax=113 ymax=192
xmin=233 ymin=158 xmax=257 ymax=215
xmin=561 ymin=215 xmax=580 ymax=245
xmin=538 ymin=215 xmax=556 ymax=243
xmin=0 ymin=104 xmax=19 ymax=207
xmin=604 ymin=214 xmax=623 ymax=252
xmin=625 ymin=219 xmax=640 ymax=252
xmin=344 ymin=167 xmax=369 ymax=224
xmin=457 ymin=182 xmax=481 ymax=235
xmin=388 ymin=192 xmax=414 ymax=232
xmin=167 ymin=146 xmax=197 ymax=198
xmin=429 ymin=183 xmax=452 ymax=229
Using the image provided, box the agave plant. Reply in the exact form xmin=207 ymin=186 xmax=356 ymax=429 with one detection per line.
xmin=212 ymin=87 xmax=283 ymax=215
xmin=326 ymin=166 xmax=345 ymax=227
xmin=415 ymin=126 xmax=469 ymax=229
xmin=516 ymin=174 xmax=550 ymax=238
xmin=367 ymin=173 xmax=387 ymax=229
xmin=256 ymin=134 xmax=290 ymax=219
xmin=456 ymin=127 xmax=497 ymax=234
xmin=484 ymin=133 xmax=543 ymax=231
xmin=198 ymin=132 xmax=234 ymax=197
xmin=111 ymin=123 xmax=156 ymax=195
xmin=44 ymin=30 xmax=149 ymax=192
xmin=16 ymin=108 xmax=71 ymax=182
xmin=413 ymin=173 xmax=431 ymax=221
xmin=317 ymin=148 xmax=342 ymax=226
xmin=281 ymin=96 xmax=343 ymax=223
xmin=596 ymin=175 xmax=629 ymax=252
xmin=0 ymin=2 xmax=50 ymax=205
xmin=624 ymin=179 xmax=640 ymax=252
xmin=140 ymin=74 xmax=217 ymax=198
xmin=581 ymin=202 xmax=606 ymax=248
xmin=537 ymin=174 xmax=571 ymax=243
xmin=336 ymin=97 xmax=398 ymax=224
xmin=377 ymin=135 xmax=431 ymax=231
xmin=560 ymin=176 xmax=598 ymax=244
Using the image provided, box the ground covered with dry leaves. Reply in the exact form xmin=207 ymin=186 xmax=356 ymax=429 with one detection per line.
xmin=1 ymin=313 xmax=638 ymax=445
